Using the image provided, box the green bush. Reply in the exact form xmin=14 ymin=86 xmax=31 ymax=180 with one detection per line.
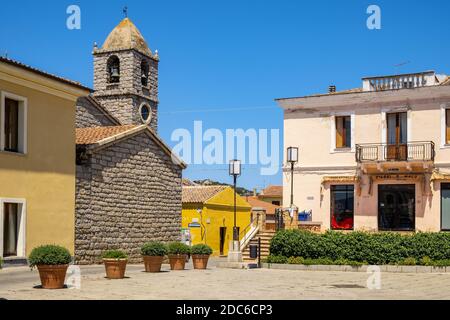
xmin=401 ymin=257 xmax=417 ymax=266
xmin=0 ymin=257 xmax=3 ymax=269
xmin=287 ymin=256 xmax=304 ymax=265
xmin=167 ymin=242 xmax=191 ymax=255
xmin=28 ymin=245 xmax=72 ymax=268
xmin=420 ymin=256 xmax=433 ymax=266
xmin=270 ymin=230 xmax=450 ymax=265
xmin=270 ymin=256 xmax=365 ymax=266
xmin=141 ymin=242 xmax=167 ymax=257
xmin=266 ymin=255 xmax=288 ymax=264
xmin=102 ymin=250 xmax=128 ymax=259
xmin=191 ymin=244 xmax=213 ymax=255
xmin=431 ymin=260 xmax=450 ymax=267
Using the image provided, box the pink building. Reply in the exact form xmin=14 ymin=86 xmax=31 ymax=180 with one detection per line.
xmin=277 ymin=71 xmax=450 ymax=232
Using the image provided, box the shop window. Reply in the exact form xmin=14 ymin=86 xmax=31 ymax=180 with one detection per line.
xmin=331 ymin=185 xmax=354 ymax=230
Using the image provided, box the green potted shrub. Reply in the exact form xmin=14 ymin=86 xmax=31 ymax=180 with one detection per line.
xmin=191 ymin=244 xmax=213 ymax=269
xmin=141 ymin=241 xmax=167 ymax=273
xmin=28 ymin=245 xmax=72 ymax=289
xmin=102 ymin=250 xmax=128 ymax=279
xmin=167 ymin=242 xmax=191 ymax=270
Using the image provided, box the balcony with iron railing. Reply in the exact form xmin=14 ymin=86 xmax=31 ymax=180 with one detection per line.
xmin=356 ymin=141 xmax=435 ymax=163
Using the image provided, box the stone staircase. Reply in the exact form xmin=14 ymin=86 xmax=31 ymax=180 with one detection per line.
xmin=242 ymin=230 xmax=276 ymax=262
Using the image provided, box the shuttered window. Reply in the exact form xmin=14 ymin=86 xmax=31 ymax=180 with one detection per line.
xmin=4 ymin=98 xmax=19 ymax=152
xmin=336 ymin=116 xmax=351 ymax=148
xmin=446 ymin=109 xmax=450 ymax=145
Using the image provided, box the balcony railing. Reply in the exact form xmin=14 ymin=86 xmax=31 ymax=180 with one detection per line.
xmin=356 ymin=141 xmax=435 ymax=163
xmin=363 ymin=71 xmax=435 ymax=92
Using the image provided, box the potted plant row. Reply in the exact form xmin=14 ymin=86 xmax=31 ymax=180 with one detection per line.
xmin=28 ymin=242 xmax=214 ymax=290
xmin=102 ymin=250 xmax=128 ymax=279
xmin=28 ymin=245 xmax=72 ymax=289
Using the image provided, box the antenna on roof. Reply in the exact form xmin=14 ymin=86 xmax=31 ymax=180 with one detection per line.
xmin=123 ymin=6 xmax=128 ymax=18
xmin=394 ymin=61 xmax=411 ymax=68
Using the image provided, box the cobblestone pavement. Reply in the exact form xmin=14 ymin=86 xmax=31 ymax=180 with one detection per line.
xmin=1 ymin=259 xmax=449 ymax=300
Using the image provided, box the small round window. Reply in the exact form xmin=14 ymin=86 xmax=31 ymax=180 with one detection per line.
xmin=139 ymin=104 xmax=152 ymax=124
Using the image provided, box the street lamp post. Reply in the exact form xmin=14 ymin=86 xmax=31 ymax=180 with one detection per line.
xmin=229 ymin=159 xmax=241 ymax=241
xmin=287 ymin=147 xmax=299 ymax=208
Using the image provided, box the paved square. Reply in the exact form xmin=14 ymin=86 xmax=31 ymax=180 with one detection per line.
xmin=1 ymin=259 xmax=449 ymax=300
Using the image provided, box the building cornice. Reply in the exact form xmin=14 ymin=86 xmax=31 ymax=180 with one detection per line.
xmin=278 ymin=85 xmax=450 ymax=112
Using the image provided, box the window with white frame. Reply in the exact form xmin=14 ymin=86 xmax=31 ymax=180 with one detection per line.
xmin=1 ymin=92 xmax=27 ymax=154
xmin=0 ymin=199 xmax=26 ymax=258
xmin=331 ymin=113 xmax=355 ymax=152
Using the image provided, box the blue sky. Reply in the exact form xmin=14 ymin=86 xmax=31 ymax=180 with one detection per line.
xmin=1 ymin=0 xmax=450 ymax=190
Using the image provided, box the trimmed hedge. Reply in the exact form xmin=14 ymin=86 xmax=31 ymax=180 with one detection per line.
xmin=270 ymin=230 xmax=450 ymax=265
xmin=191 ymin=244 xmax=213 ymax=255
xmin=28 ymin=245 xmax=72 ymax=268
xmin=102 ymin=250 xmax=128 ymax=259
xmin=141 ymin=242 xmax=167 ymax=257
xmin=167 ymin=242 xmax=191 ymax=255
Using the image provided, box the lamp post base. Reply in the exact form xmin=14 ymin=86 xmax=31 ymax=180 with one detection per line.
xmin=227 ymin=240 xmax=242 ymax=263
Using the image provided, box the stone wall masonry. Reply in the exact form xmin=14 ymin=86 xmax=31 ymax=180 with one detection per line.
xmin=93 ymin=95 xmax=158 ymax=131
xmin=75 ymin=131 xmax=182 ymax=264
xmin=76 ymin=97 xmax=117 ymax=128
xmin=93 ymin=50 xmax=158 ymax=101
xmin=92 ymin=49 xmax=159 ymax=130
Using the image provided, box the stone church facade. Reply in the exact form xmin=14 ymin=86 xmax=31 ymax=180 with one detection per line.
xmin=75 ymin=18 xmax=185 ymax=264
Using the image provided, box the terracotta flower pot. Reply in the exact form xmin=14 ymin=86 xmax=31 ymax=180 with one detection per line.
xmin=103 ymin=259 xmax=127 ymax=279
xmin=143 ymin=256 xmax=164 ymax=273
xmin=169 ymin=254 xmax=187 ymax=270
xmin=36 ymin=264 xmax=69 ymax=289
xmin=192 ymin=255 xmax=210 ymax=270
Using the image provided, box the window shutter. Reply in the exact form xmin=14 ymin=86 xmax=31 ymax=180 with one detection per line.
xmin=5 ymin=98 xmax=19 ymax=152
xmin=446 ymin=109 xmax=450 ymax=145
xmin=336 ymin=117 xmax=344 ymax=148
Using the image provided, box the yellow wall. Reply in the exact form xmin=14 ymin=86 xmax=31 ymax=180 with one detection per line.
xmin=182 ymin=187 xmax=251 ymax=256
xmin=0 ymin=74 xmax=87 ymax=257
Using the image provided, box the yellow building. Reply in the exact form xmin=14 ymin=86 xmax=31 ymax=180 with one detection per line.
xmin=182 ymin=186 xmax=251 ymax=256
xmin=0 ymin=57 xmax=90 ymax=261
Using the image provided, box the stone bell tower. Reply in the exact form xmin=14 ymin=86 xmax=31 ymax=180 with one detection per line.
xmin=92 ymin=18 xmax=159 ymax=131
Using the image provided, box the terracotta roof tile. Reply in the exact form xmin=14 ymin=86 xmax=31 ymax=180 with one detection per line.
xmin=182 ymin=186 xmax=227 ymax=203
xmin=76 ymin=125 xmax=138 ymax=145
xmin=261 ymin=185 xmax=283 ymax=197
xmin=245 ymin=196 xmax=279 ymax=214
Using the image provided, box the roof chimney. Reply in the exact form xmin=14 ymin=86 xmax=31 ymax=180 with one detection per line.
xmin=329 ymin=85 xmax=336 ymax=93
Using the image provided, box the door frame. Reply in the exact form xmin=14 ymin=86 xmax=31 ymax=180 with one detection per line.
xmin=377 ymin=184 xmax=416 ymax=231
xmin=219 ymin=227 xmax=226 ymax=256
xmin=441 ymin=183 xmax=450 ymax=231
xmin=0 ymin=198 xmax=26 ymax=258
xmin=381 ymin=108 xmax=411 ymax=145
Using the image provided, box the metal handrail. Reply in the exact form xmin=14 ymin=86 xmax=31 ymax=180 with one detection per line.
xmin=356 ymin=141 xmax=435 ymax=163
xmin=239 ymin=214 xmax=260 ymax=250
